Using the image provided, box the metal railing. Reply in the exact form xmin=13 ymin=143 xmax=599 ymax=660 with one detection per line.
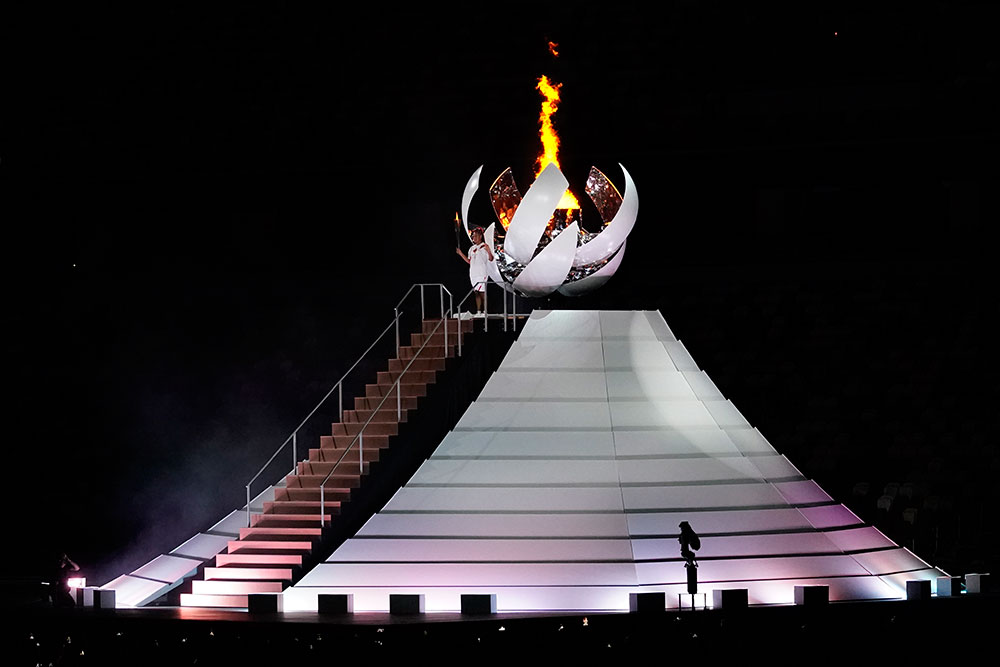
xmin=453 ymin=280 xmax=531 ymax=352
xmin=243 ymin=283 xmax=453 ymax=527
xmin=317 ymin=313 xmax=451 ymax=522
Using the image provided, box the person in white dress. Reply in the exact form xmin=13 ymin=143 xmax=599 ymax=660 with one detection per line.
xmin=455 ymin=226 xmax=494 ymax=315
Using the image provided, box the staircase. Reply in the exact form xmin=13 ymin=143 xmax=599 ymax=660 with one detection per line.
xmin=179 ymin=317 xmax=472 ymax=608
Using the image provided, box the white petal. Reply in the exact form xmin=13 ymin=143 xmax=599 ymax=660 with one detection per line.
xmin=572 ymin=163 xmax=638 ymax=268
xmin=460 ymin=165 xmax=483 ymax=242
xmin=512 ymin=222 xmax=579 ymax=297
xmin=505 ymin=163 xmax=568 ymax=265
xmin=558 ymin=241 xmax=627 ymax=296
xmin=484 ymin=223 xmax=508 ymax=289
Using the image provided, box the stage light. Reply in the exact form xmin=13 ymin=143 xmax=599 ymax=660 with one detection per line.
xmin=67 ymin=577 xmax=85 ymax=589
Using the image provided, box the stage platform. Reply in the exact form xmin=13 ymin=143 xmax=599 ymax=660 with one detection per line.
xmin=7 ymin=595 xmax=998 ymax=661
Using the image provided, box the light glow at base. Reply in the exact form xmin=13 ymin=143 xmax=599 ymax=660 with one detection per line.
xmin=67 ymin=577 xmax=86 ymax=589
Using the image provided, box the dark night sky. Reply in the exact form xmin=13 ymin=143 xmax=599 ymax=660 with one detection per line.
xmin=4 ymin=4 xmax=997 ymax=586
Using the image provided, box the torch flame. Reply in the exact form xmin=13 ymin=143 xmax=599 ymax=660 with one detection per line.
xmin=535 ymin=75 xmax=580 ymax=210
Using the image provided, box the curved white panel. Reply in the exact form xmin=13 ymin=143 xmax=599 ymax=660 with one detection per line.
xmin=505 ymin=163 xmax=569 ymax=264
xmin=558 ymin=241 xmax=626 ymax=296
xmin=512 ymin=221 xmax=579 ymax=297
xmin=460 ymin=165 xmax=483 ymax=242
xmin=572 ymin=164 xmax=639 ymax=267
xmin=481 ymin=222 xmax=511 ymax=289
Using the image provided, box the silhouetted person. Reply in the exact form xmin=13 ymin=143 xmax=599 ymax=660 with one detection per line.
xmin=679 ymin=521 xmax=701 ymax=594
xmin=49 ymin=552 xmax=80 ymax=607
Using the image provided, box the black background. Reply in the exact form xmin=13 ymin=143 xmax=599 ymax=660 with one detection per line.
xmin=4 ymin=3 xmax=997 ymax=587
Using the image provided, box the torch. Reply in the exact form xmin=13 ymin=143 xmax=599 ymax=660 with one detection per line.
xmin=453 ymin=212 xmax=464 ymax=250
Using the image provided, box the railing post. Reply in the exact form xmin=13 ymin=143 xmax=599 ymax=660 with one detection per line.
xmin=359 ymin=431 xmax=364 ymax=474
xmin=320 ymin=484 xmax=325 ymax=526
xmin=395 ymin=307 xmax=400 ymax=358
xmin=246 ymin=485 xmax=251 ymax=528
xmin=420 ymin=285 xmax=425 ymax=322
xmin=439 ymin=286 xmax=444 ymax=320
xmin=504 ymin=287 xmax=508 ymax=332
xmin=338 ymin=382 xmax=343 ymax=423
xmin=397 ymin=377 xmax=402 ymax=421
xmin=292 ymin=431 xmax=297 ymax=467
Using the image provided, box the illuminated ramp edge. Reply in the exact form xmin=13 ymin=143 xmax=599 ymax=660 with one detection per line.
xmin=288 ymin=311 xmax=942 ymax=612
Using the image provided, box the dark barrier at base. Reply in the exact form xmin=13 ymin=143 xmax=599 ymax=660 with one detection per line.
xmin=906 ymin=580 xmax=932 ymax=600
xmin=389 ymin=594 xmax=425 ymax=615
xmin=712 ymin=589 xmax=748 ymax=609
xmin=460 ymin=594 xmax=497 ymax=614
xmin=629 ymin=592 xmax=666 ymax=613
xmin=794 ymin=585 xmax=829 ymax=606
xmin=318 ymin=594 xmax=354 ymax=614
xmin=248 ymin=594 xmax=282 ymax=613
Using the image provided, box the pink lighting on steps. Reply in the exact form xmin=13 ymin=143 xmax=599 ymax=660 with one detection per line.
xmin=173 ymin=317 xmax=471 ymax=609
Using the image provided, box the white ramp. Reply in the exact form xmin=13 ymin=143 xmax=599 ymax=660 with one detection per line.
xmin=287 ymin=311 xmax=942 ymax=611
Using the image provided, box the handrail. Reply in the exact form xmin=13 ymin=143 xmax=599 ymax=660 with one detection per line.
xmin=244 ymin=283 xmax=453 ymax=527
xmin=453 ymin=280 xmax=522 ymax=349
xmin=244 ymin=314 xmax=400 ymax=491
xmin=318 ymin=312 xmax=450 ymax=521
xmin=396 ymin=283 xmax=453 ymax=312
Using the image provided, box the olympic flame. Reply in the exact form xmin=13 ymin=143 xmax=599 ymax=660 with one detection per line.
xmin=535 ymin=75 xmax=580 ymax=210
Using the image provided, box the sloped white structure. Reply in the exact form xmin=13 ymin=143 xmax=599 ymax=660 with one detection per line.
xmin=286 ymin=311 xmax=942 ymax=612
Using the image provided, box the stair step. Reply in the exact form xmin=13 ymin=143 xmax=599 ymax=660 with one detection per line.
xmin=366 ymin=383 xmax=428 ymax=398
xmin=180 ymin=593 xmax=248 ymax=608
xmin=205 ymin=567 xmax=294 ymax=581
xmin=388 ymin=357 xmax=445 ymax=372
xmin=398 ymin=345 xmax=451 ymax=360
xmin=409 ymin=332 xmax=454 ymax=347
xmin=355 ymin=395 xmax=419 ymax=411
xmin=331 ymin=422 xmax=397 ymax=436
xmin=297 ymin=460 xmax=379 ymax=477
xmin=320 ymin=433 xmax=391 ymax=449
xmin=286 ymin=474 xmax=365 ymax=489
xmin=239 ymin=526 xmax=323 ymax=540
xmin=423 ymin=318 xmax=473 ymax=335
xmin=342 ymin=408 xmax=408 ymax=424
xmin=216 ymin=553 xmax=303 ymax=567
xmin=251 ymin=512 xmax=331 ymax=527
xmin=192 ymin=580 xmax=284 ymax=595
xmin=285 ymin=470 xmax=362 ymax=486
xmin=264 ymin=500 xmax=344 ymax=515
xmin=273 ymin=488 xmax=351 ymax=502
xmin=377 ymin=370 xmax=438 ymax=384
xmin=308 ymin=447 xmax=382 ymax=463
xmin=228 ymin=540 xmax=313 ymax=553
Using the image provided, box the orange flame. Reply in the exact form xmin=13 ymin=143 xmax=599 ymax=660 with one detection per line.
xmin=535 ymin=75 xmax=579 ymax=210
xmin=548 ymin=41 xmax=559 ymax=57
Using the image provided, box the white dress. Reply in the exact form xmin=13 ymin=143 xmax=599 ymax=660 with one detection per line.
xmin=468 ymin=243 xmax=491 ymax=292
